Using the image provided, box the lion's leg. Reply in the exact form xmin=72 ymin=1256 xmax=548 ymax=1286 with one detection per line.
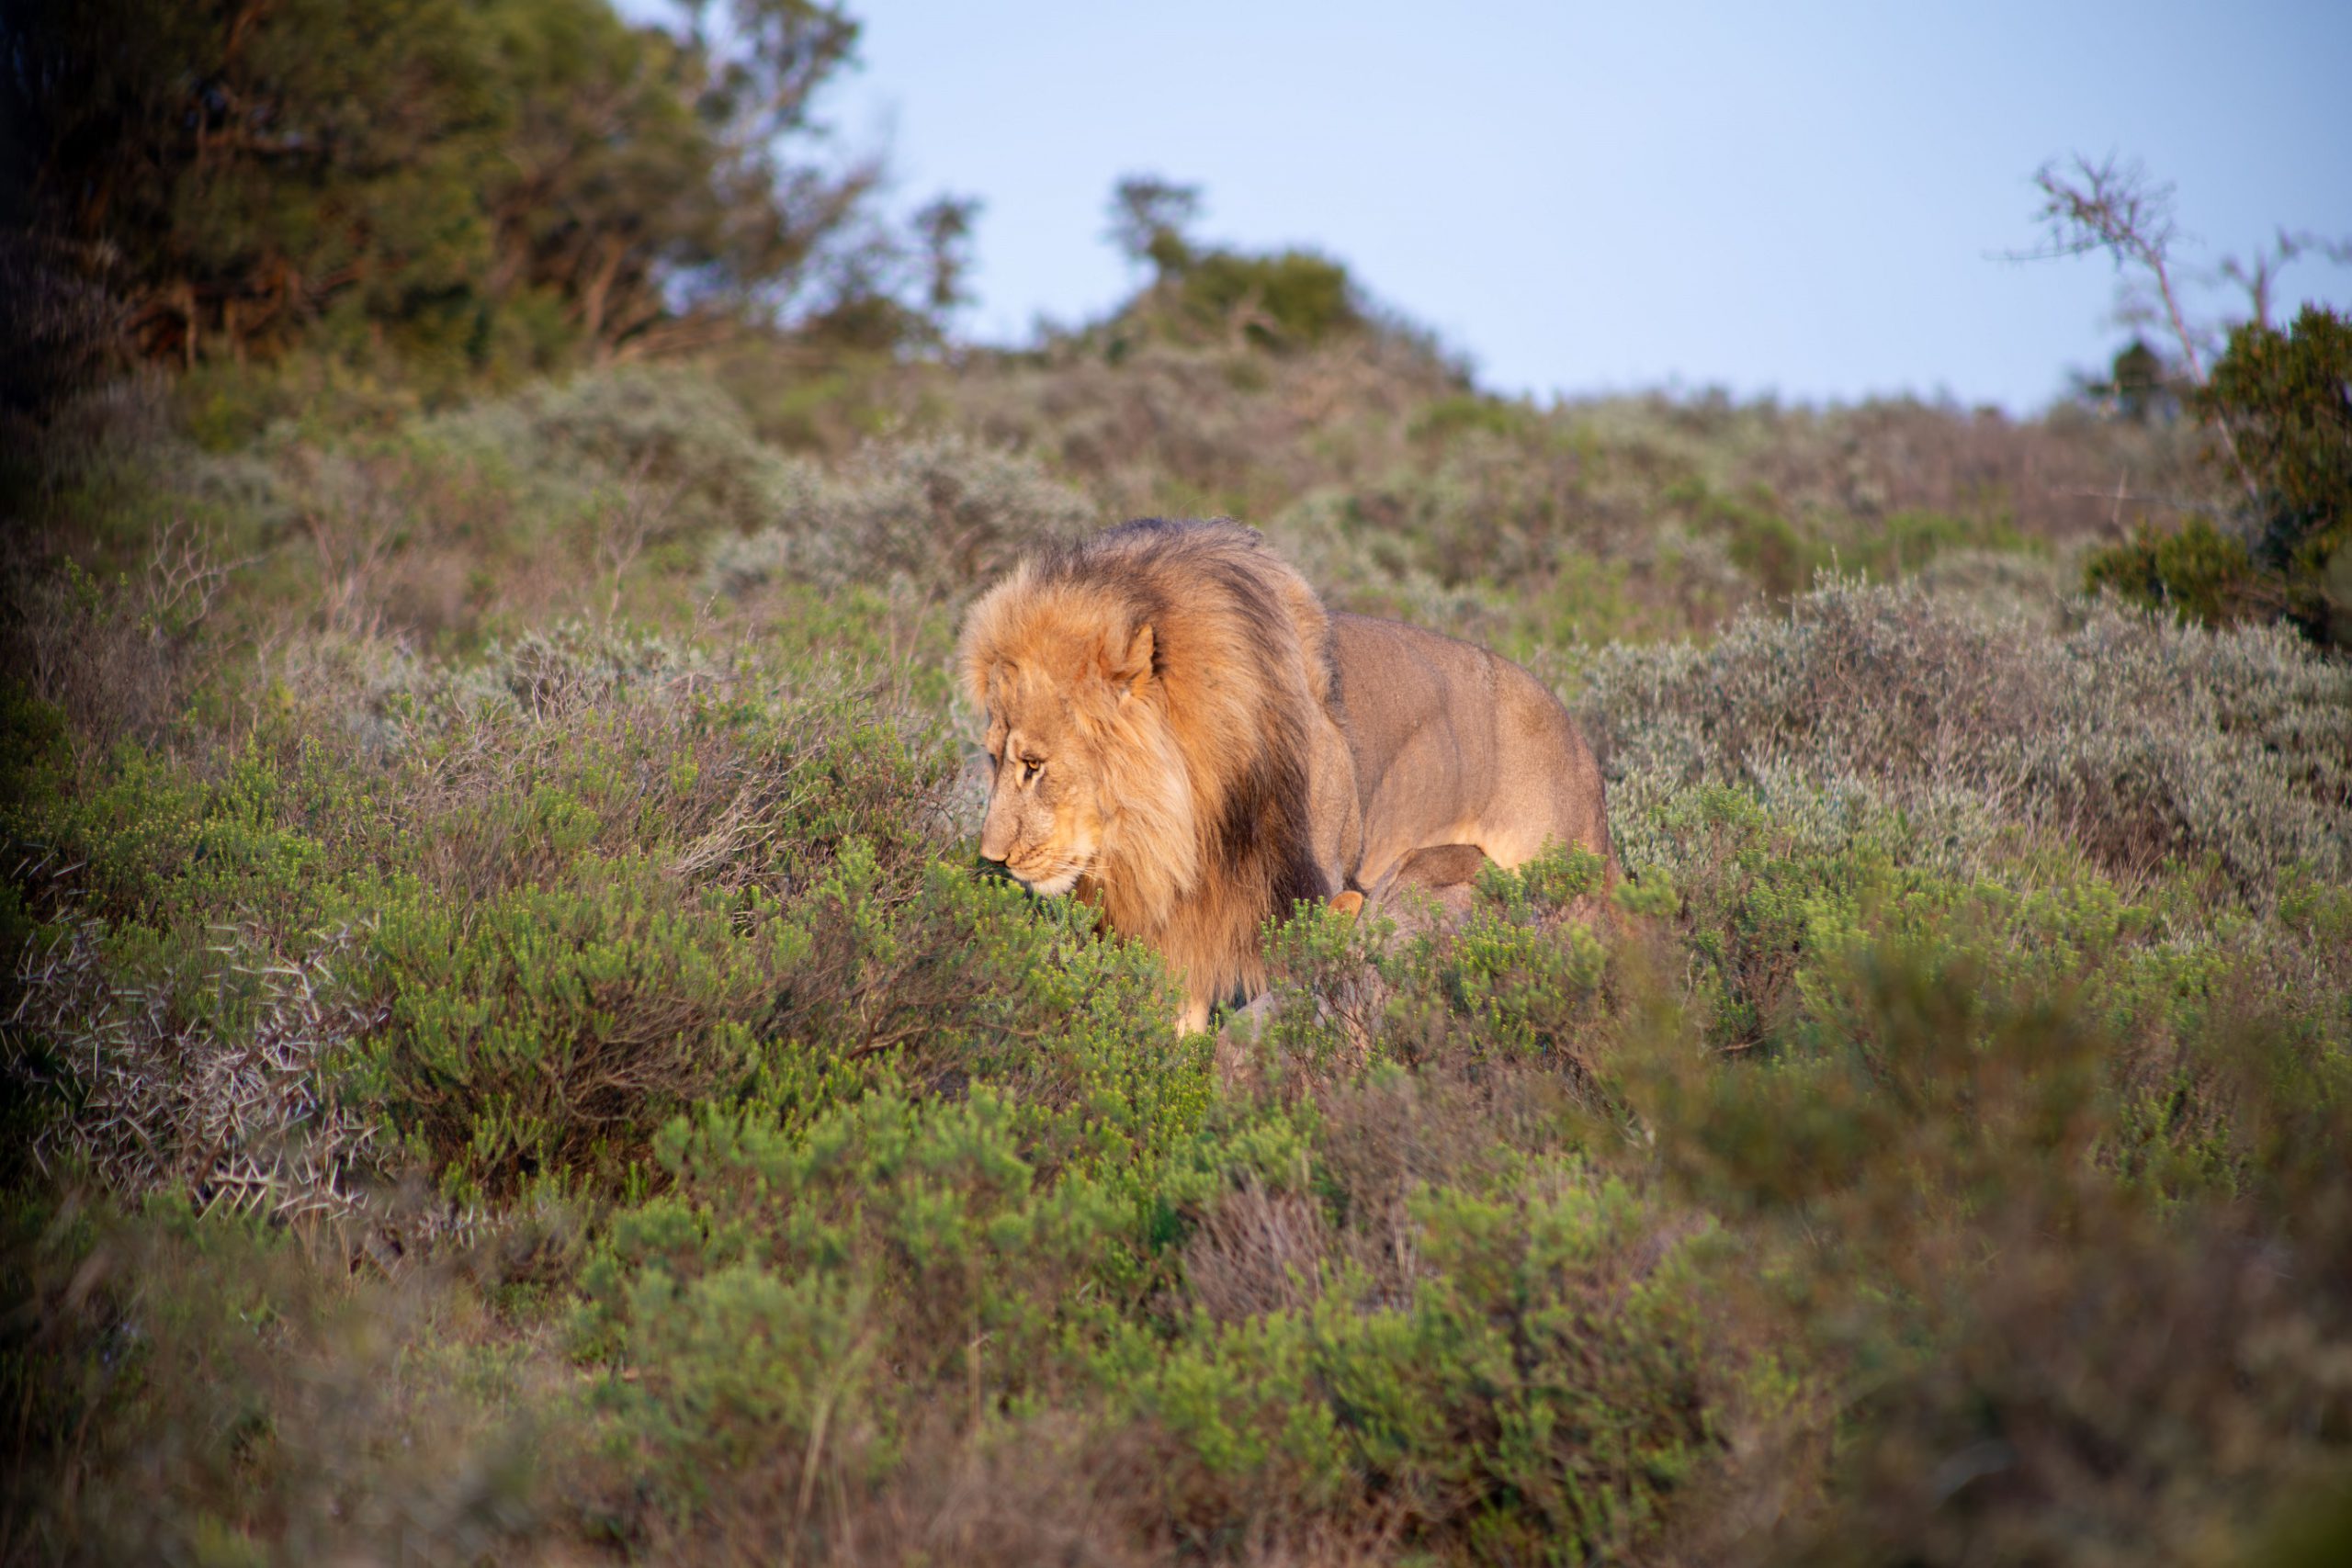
xmin=1385 ymin=842 xmax=1490 ymax=894
xmin=1352 ymin=720 xmax=1481 ymax=901
xmin=1308 ymin=714 xmax=1364 ymax=895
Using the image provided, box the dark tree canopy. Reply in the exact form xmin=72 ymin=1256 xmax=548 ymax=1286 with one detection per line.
xmin=1099 ymin=174 xmax=1367 ymax=355
xmin=2109 ymin=338 xmax=2169 ymax=423
xmin=2201 ymin=306 xmax=2352 ymax=556
xmin=1 ymin=0 xmax=876 ymax=386
xmin=2086 ymin=306 xmax=2352 ymax=647
xmin=1106 ymin=175 xmax=1203 ymax=279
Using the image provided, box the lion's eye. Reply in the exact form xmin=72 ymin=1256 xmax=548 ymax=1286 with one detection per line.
xmin=1021 ymin=757 xmax=1044 ymax=784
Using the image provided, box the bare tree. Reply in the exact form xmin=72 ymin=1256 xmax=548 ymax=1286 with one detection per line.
xmin=2009 ymin=153 xmax=2256 ymax=500
xmin=2220 ymin=229 xmax=2352 ymax=331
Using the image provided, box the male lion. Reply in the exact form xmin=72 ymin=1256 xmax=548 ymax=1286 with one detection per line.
xmin=959 ymin=518 xmax=1611 ymax=1032
xmin=959 ymin=520 xmax=1359 ymax=1032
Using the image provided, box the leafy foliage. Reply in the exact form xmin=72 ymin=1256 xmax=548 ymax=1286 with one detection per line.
xmin=2086 ymin=306 xmax=2352 ymax=647
xmin=706 ymin=430 xmax=1098 ymax=604
xmin=2 ymin=0 xmax=876 ymax=383
xmin=1099 ymin=174 xmax=1367 ymax=354
xmin=2084 ymin=513 xmax=2269 ymax=626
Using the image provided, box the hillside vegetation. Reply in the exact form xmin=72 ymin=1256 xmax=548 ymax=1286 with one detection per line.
xmin=6 ymin=4 xmax=2352 ymax=1563
xmin=6 ymin=322 xmax=2349 ymax=1564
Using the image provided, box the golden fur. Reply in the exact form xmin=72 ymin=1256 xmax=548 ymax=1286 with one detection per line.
xmin=960 ymin=518 xmax=1613 ymax=1032
xmin=959 ymin=520 xmax=1355 ymax=1032
xmin=1326 ymin=612 xmax=1614 ymax=913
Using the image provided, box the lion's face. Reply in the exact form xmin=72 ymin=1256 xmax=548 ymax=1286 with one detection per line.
xmin=966 ymin=602 xmax=1184 ymax=910
xmin=976 ymin=672 xmax=1113 ymax=897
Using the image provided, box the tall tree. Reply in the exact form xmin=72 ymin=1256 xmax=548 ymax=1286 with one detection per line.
xmin=0 ymin=0 xmax=876 ymax=378
xmin=1106 ymin=175 xmax=1202 ymax=279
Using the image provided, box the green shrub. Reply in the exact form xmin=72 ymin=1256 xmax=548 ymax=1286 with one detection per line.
xmin=1624 ymin=940 xmax=2352 ymax=1566
xmin=2084 ymin=513 xmax=2271 ymax=626
xmin=1312 ymin=436 xmax=1596 ymax=590
xmin=356 ymin=854 xmax=779 ymax=1202
xmin=601 ymin=1258 xmax=875 ymax=1513
xmin=1842 ymin=507 xmax=2037 ymax=579
xmin=380 ymin=622 xmax=958 ymax=905
xmin=0 ymin=1194 xmax=545 ymax=1562
xmin=1408 ymin=393 xmax=1543 ymax=446
xmin=1697 ymin=482 xmax=1820 ymax=598
xmin=706 ymin=430 xmax=1095 ymax=603
xmin=2206 ymin=306 xmax=2352 ymax=626
xmin=2085 ymin=307 xmax=2352 ymax=648
xmin=4 ymin=608 xmax=964 ymax=1218
xmin=413 ymin=365 xmax=821 ymax=540
xmin=1172 ymin=249 xmax=1363 ymax=350
xmin=750 ymin=852 xmax=1228 ymax=1213
xmin=1382 ymin=849 xmax=1612 ymax=1070
xmin=569 ymin=953 xmax=1191 ymax=1539
xmin=579 ymin=1087 xmax=1131 ymax=1384
xmin=1118 ymin=1157 xmax=1739 ymax=1561
xmin=1250 ymin=846 xmax=1612 ymax=1081
xmin=1584 ymin=579 xmax=2352 ymax=901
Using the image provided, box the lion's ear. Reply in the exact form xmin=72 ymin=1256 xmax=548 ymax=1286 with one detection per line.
xmin=1109 ymin=623 xmax=1155 ymax=699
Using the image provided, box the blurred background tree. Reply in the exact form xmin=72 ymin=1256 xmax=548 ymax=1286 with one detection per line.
xmin=2030 ymin=154 xmax=2352 ymax=649
xmin=2101 ymin=337 xmax=2176 ymax=423
xmin=2084 ymin=310 xmax=2350 ymax=646
xmin=911 ymin=194 xmax=982 ymax=325
xmin=1107 ymin=175 xmax=1204 ymax=280
xmin=0 ymin=0 xmax=944 ymax=402
xmin=2203 ymin=305 xmax=2352 ymax=643
xmin=1101 ymin=173 xmax=1363 ymax=355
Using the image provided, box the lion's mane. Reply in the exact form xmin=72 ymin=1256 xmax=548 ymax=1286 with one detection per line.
xmin=957 ymin=518 xmax=1339 ymax=1010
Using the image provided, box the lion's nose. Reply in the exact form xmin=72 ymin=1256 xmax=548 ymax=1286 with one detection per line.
xmin=978 ymin=822 xmax=1015 ymax=863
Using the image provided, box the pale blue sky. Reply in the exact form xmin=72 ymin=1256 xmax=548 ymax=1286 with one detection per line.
xmin=741 ymin=1 xmax=2352 ymax=411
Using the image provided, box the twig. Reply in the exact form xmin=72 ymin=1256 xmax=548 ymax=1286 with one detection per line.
xmin=2007 ymin=153 xmax=2259 ymax=503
